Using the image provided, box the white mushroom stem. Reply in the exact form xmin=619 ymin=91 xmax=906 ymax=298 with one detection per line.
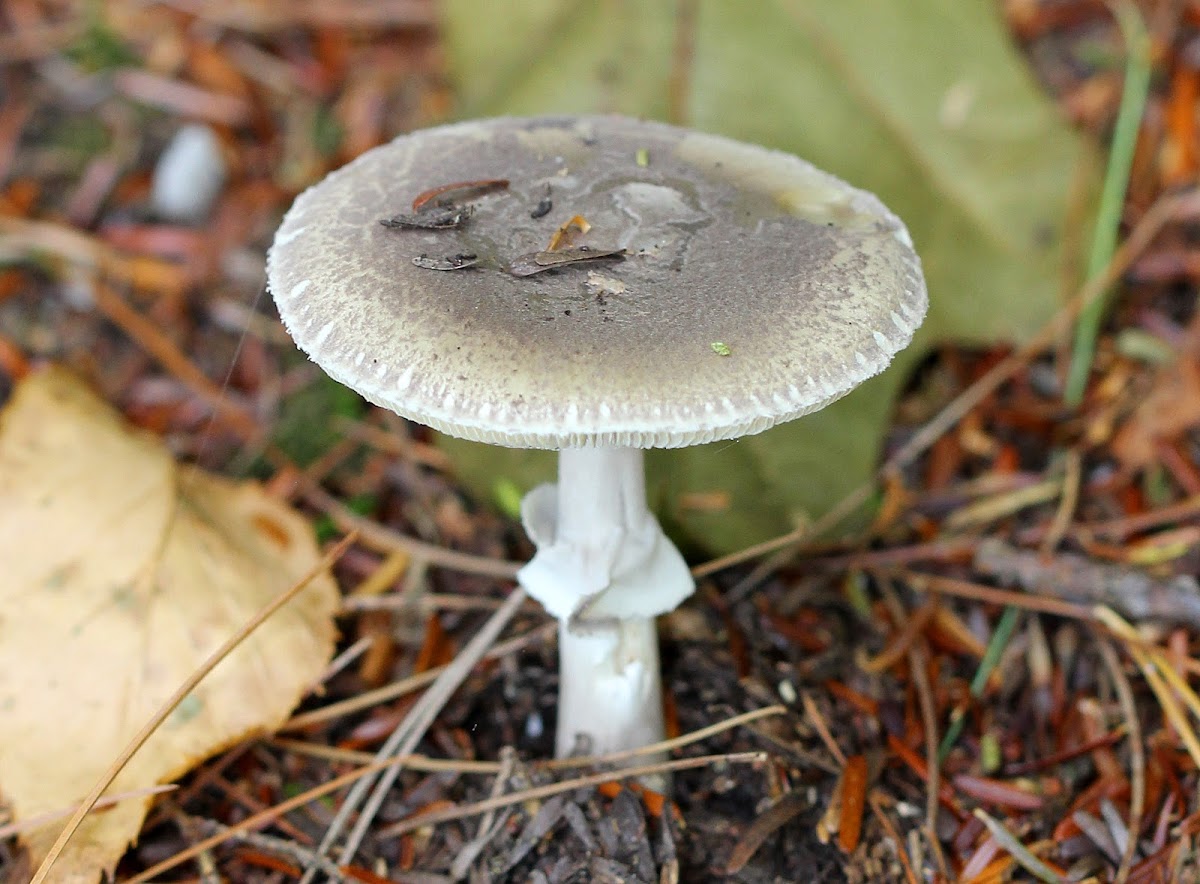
xmin=555 ymin=616 xmax=664 ymax=758
xmin=518 ymin=447 xmax=694 ymax=758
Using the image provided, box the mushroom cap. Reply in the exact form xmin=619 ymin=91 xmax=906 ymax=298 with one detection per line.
xmin=268 ymin=115 xmax=926 ymax=449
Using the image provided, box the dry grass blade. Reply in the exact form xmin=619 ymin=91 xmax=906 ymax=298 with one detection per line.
xmin=542 ymin=704 xmax=787 ymax=770
xmin=866 ymin=791 xmax=921 ymax=884
xmin=270 ymin=741 xmax=505 ymax=773
xmin=880 ymin=578 xmax=949 ymax=879
xmin=278 ymin=705 xmax=785 ymax=777
xmin=972 ymin=809 xmax=1063 ymax=883
xmin=801 ymin=692 xmax=846 ymax=766
xmin=28 ymin=533 xmax=356 ymax=884
xmin=1097 ymin=607 xmax=1200 ymax=769
xmin=1041 ymin=449 xmax=1082 ymax=552
xmin=857 ymin=597 xmax=937 ymax=673
xmin=1097 ymin=635 xmax=1144 ymax=883
xmin=379 ymin=751 xmax=767 ymax=837
xmin=282 ymin=622 xmax=552 ymax=730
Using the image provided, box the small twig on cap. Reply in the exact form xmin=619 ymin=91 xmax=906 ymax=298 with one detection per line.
xmin=412 ymin=252 xmax=479 ymax=271
xmin=410 ymin=177 xmax=509 ymax=211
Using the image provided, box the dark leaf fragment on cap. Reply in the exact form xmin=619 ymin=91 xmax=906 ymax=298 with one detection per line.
xmin=412 ymin=253 xmax=480 ymax=271
xmin=508 ymin=246 xmax=626 ymax=277
xmin=380 ymin=205 xmax=472 ymax=230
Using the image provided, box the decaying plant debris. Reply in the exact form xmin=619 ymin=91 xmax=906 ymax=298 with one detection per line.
xmin=1 ymin=1 xmax=1199 ymax=882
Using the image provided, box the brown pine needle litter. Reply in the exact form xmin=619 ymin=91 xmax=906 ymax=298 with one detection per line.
xmin=4 ymin=1 xmax=1200 ymax=881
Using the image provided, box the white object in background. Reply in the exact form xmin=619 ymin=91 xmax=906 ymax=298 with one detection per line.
xmin=151 ymin=124 xmax=226 ymax=223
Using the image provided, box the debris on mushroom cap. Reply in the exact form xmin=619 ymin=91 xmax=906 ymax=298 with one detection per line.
xmin=267 ymin=115 xmax=928 ymax=449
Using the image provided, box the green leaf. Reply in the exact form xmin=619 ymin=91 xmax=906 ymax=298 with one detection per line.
xmin=439 ymin=0 xmax=1095 ymax=555
xmin=66 ymin=3 xmax=139 ymax=73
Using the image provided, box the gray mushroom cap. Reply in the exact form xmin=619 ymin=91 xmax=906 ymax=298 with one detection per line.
xmin=267 ymin=115 xmax=926 ymax=449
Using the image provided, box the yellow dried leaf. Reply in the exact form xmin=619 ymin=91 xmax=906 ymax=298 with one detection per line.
xmin=0 ymin=368 xmax=339 ymax=882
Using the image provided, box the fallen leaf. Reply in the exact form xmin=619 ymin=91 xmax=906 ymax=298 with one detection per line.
xmin=439 ymin=0 xmax=1096 ymax=554
xmin=0 ymin=368 xmax=339 ymax=882
xmin=1113 ymin=347 xmax=1200 ymax=470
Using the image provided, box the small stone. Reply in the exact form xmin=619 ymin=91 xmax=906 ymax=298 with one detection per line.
xmin=151 ymin=124 xmax=227 ymax=223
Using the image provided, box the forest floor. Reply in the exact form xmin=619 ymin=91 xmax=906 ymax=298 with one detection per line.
xmin=2 ymin=1 xmax=1200 ymax=882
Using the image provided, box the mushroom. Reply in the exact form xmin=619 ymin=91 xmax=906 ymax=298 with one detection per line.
xmin=267 ymin=115 xmax=926 ymax=758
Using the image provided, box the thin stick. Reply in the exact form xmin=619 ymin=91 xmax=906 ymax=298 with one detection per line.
xmin=124 ymin=751 xmax=442 ymax=883
xmin=281 ymin=622 xmax=554 ymax=730
xmin=90 ymin=280 xmax=260 ymax=439
xmin=450 ymin=747 xmax=517 ymax=879
xmin=29 ymin=533 xmax=356 ymax=884
xmin=380 ymin=752 xmax=767 ymax=837
xmin=301 ymin=481 xmax=522 ymax=580
xmin=541 ymin=704 xmax=787 ymax=770
xmin=666 ymin=0 xmax=699 ymax=124
xmin=1097 ymin=636 xmax=1144 ymax=883
xmin=189 ymin=817 xmax=347 ymax=881
xmin=270 ymin=740 xmax=505 ymax=773
xmin=899 ymin=570 xmax=1094 ymax=620
xmin=1041 ymin=449 xmax=1082 ymax=553
xmin=801 ymin=692 xmax=846 ymax=766
xmin=867 ymin=791 xmax=921 ymax=884
xmin=1074 ymin=495 xmax=1200 ymax=541
xmin=0 ymin=785 xmax=176 ymax=840
xmin=880 ymin=579 xmax=949 ymax=880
